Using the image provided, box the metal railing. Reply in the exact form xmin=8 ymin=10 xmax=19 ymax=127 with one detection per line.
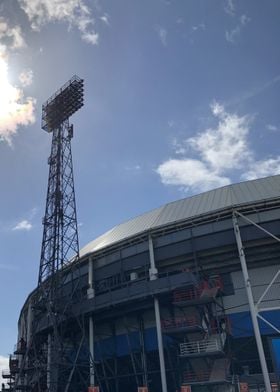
xmin=1 ymin=385 xmax=13 ymax=391
xmin=173 ymin=286 xmax=203 ymax=302
xmin=2 ymin=369 xmax=11 ymax=378
xmin=183 ymin=371 xmax=211 ymax=383
xmin=180 ymin=337 xmax=222 ymax=356
xmin=173 ymin=276 xmax=223 ymax=303
xmin=9 ymin=355 xmax=19 ymax=373
xmin=161 ymin=316 xmax=200 ymax=330
xmin=13 ymin=340 xmax=26 ymax=354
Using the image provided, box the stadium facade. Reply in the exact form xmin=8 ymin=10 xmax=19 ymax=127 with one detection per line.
xmin=5 ymin=175 xmax=280 ymax=391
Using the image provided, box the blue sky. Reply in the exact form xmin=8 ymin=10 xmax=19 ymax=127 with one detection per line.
xmin=0 ymin=0 xmax=280 ymax=377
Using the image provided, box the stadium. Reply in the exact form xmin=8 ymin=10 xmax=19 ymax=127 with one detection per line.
xmin=5 ymin=174 xmax=280 ymax=392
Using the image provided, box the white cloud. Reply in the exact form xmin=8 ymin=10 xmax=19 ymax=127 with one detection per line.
xmin=12 ymin=219 xmax=33 ymax=231
xmin=157 ymin=103 xmax=248 ymax=192
xmin=19 ymin=69 xmax=33 ymax=87
xmin=0 ymin=18 xmax=26 ymax=49
xmin=19 ymin=0 xmax=99 ymax=45
xmin=29 ymin=207 xmax=38 ymax=219
xmin=156 ymin=102 xmax=276 ymax=193
xmin=125 ymin=164 xmax=142 ymax=172
xmin=0 ymin=355 xmax=9 ymax=386
xmin=240 ymin=14 xmax=251 ymax=26
xmin=168 ymin=120 xmax=175 ymax=128
xmin=172 ymin=138 xmax=187 ymax=155
xmin=100 ymin=14 xmax=110 ymax=25
xmin=228 ymin=74 xmax=280 ymax=106
xmin=266 ymin=124 xmax=278 ymax=132
xmin=242 ymin=158 xmax=280 ymax=181
xmin=0 ymin=53 xmax=36 ymax=145
xmin=192 ymin=23 xmax=205 ymax=32
xmin=224 ymin=0 xmax=235 ymax=16
xmin=155 ymin=25 xmax=167 ymax=46
xmin=188 ymin=101 xmax=251 ymax=171
xmin=0 ymin=17 xmax=36 ymax=145
xmin=157 ymin=159 xmax=230 ymax=192
xmin=225 ymin=26 xmax=241 ymax=43
xmin=225 ymin=14 xmax=250 ymax=43
xmin=81 ymin=31 xmax=99 ymax=45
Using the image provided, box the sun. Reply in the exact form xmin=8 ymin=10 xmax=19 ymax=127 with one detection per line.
xmin=0 ymin=53 xmax=35 ymax=144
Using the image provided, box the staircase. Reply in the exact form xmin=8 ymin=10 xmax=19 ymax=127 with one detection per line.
xmin=209 ymin=358 xmax=229 ymax=382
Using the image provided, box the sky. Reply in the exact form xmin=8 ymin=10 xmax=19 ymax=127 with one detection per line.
xmin=0 ymin=0 xmax=280 ymax=381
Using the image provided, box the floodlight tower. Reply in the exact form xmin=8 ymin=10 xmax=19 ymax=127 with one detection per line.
xmin=14 ymin=76 xmax=84 ymax=392
xmin=39 ymin=75 xmax=83 ymax=288
xmin=38 ymin=75 xmax=84 ymax=391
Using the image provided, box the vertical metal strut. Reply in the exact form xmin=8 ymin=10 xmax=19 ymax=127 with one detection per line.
xmin=148 ymin=235 xmax=168 ymax=392
xmin=233 ymin=212 xmax=272 ymax=392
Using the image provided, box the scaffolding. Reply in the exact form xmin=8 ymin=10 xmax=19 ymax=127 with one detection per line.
xmin=161 ymin=273 xmax=232 ymax=391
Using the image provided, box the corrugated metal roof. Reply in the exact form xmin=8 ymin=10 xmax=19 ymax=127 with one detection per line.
xmin=80 ymin=175 xmax=280 ymax=257
xmin=80 ymin=205 xmax=164 ymax=255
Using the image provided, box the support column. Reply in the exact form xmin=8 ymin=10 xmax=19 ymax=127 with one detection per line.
xmin=47 ymin=333 xmax=52 ymax=390
xmin=88 ymin=255 xmax=95 ymax=299
xmin=89 ymin=317 xmax=95 ymax=387
xmin=26 ymin=303 xmax=33 ymax=346
xmin=87 ymin=256 xmax=95 ymax=387
xmin=233 ymin=214 xmax=272 ymax=392
xmin=148 ymin=235 xmax=168 ymax=392
xmin=23 ymin=302 xmax=33 ymax=386
xmin=139 ymin=315 xmax=148 ymax=387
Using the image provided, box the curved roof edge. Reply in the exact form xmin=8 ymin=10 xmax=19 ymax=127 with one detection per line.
xmin=80 ymin=175 xmax=280 ymax=258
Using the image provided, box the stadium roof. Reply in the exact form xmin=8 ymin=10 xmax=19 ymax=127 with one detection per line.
xmin=80 ymin=175 xmax=280 ymax=257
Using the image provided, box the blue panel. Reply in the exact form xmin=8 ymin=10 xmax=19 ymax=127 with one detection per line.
xmin=144 ymin=328 xmax=158 ymax=351
xmin=116 ymin=331 xmax=141 ymax=356
xmin=94 ymin=327 xmax=174 ymax=360
xmin=95 ymin=337 xmax=115 ymax=358
xmin=229 ymin=310 xmax=280 ymax=337
xmin=116 ymin=334 xmax=130 ymax=356
xmin=271 ymin=338 xmax=280 ymax=376
xmin=93 ymin=311 xmax=280 ymax=361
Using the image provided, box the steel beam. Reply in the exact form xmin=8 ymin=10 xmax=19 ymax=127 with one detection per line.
xmin=88 ymin=256 xmax=95 ymax=387
xmin=148 ymin=234 xmax=168 ymax=392
xmin=233 ymin=213 xmax=272 ymax=392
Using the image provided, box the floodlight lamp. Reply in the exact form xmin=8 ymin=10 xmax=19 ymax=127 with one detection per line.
xmin=42 ymin=75 xmax=84 ymax=133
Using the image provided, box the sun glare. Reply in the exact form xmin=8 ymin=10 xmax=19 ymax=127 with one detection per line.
xmin=0 ymin=54 xmax=35 ymax=144
xmin=0 ymin=56 xmax=21 ymax=118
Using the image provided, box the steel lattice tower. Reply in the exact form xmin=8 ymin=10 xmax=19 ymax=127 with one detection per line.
xmin=40 ymin=76 xmax=83 ymax=276
xmin=14 ymin=76 xmax=85 ymax=392
xmin=39 ymin=119 xmax=80 ymax=288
